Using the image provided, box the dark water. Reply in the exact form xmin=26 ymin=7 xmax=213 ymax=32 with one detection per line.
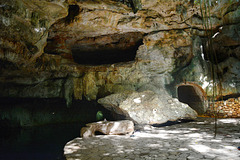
xmin=0 ymin=98 xmax=117 ymax=160
xmin=0 ymin=123 xmax=83 ymax=160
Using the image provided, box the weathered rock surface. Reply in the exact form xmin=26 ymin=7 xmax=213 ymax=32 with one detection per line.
xmin=0 ymin=0 xmax=68 ymax=65
xmin=42 ymin=0 xmax=240 ymax=100
xmin=80 ymin=120 xmax=134 ymax=138
xmin=0 ymin=0 xmax=239 ymax=105
xmin=98 ymin=90 xmax=197 ymax=124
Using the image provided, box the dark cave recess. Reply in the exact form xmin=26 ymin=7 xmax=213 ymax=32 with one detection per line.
xmin=45 ymin=32 xmax=144 ymax=65
xmin=71 ymin=42 xmax=143 ymax=65
xmin=0 ymin=98 xmax=116 ymax=127
xmin=71 ymin=32 xmax=143 ymax=65
xmin=65 ymin=5 xmax=80 ymax=24
xmin=177 ymin=85 xmax=205 ymax=115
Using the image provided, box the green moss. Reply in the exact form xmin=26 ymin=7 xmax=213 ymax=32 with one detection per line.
xmin=96 ymin=111 xmax=104 ymax=121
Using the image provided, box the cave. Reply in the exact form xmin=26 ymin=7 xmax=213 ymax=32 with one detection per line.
xmin=71 ymin=32 xmax=143 ymax=65
xmin=71 ymin=41 xmax=142 ymax=65
xmin=44 ymin=31 xmax=143 ymax=65
xmin=177 ymin=84 xmax=206 ymax=115
xmin=65 ymin=5 xmax=80 ymax=24
xmin=1 ymin=0 xmax=240 ymax=159
xmin=0 ymin=98 xmax=116 ymax=127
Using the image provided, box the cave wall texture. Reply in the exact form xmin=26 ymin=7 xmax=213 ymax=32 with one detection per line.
xmin=0 ymin=0 xmax=239 ymax=107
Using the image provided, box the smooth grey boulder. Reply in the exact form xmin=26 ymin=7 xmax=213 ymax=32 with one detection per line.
xmin=98 ymin=90 xmax=197 ymax=124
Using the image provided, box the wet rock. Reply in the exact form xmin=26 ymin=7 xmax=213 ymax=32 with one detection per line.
xmin=98 ymin=90 xmax=197 ymax=124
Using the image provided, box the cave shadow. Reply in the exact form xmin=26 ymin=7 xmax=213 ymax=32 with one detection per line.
xmin=65 ymin=118 xmax=240 ymax=159
xmin=151 ymin=119 xmax=194 ymax=127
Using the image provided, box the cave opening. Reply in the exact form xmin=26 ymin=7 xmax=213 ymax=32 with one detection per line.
xmin=71 ymin=41 xmax=141 ymax=65
xmin=177 ymin=84 xmax=206 ymax=115
xmin=71 ymin=32 xmax=143 ymax=65
xmin=65 ymin=5 xmax=80 ymax=24
xmin=0 ymin=97 xmax=115 ymax=127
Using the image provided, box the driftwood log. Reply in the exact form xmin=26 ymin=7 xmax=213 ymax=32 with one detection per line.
xmin=80 ymin=120 xmax=134 ymax=138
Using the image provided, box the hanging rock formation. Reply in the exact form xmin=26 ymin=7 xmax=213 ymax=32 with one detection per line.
xmin=0 ymin=0 xmax=240 ymax=122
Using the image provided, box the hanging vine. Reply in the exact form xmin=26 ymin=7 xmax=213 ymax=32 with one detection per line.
xmin=198 ymin=0 xmax=219 ymax=138
xmin=196 ymin=0 xmax=237 ymax=137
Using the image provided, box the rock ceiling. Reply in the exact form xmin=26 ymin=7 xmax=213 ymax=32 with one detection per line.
xmin=0 ymin=0 xmax=239 ymax=106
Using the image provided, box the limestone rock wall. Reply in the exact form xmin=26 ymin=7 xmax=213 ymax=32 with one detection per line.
xmin=0 ymin=0 xmax=68 ymax=65
xmin=0 ymin=0 xmax=239 ymax=106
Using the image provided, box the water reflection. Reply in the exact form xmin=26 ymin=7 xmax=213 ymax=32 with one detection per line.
xmin=0 ymin=123 xmax=83 ymax=160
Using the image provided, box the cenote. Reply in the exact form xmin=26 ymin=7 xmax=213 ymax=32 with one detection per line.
xmin=0 ymin=98 xmax=115 ymax=160
xmin=1 ymin=0 xmax=240 ymax=159
xmin=0 ymin=123 xmax=81 ymax=160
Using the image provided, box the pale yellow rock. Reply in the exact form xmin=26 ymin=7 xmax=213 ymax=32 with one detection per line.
xmin=83 ymin=72 xmax=98 ymax=100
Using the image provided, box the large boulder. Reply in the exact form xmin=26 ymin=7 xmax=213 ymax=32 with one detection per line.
xmin=98 ymin=90 xmax=197 ymax=124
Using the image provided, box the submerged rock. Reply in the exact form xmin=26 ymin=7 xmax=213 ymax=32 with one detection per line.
xmin=98 ymin=90 xmax=197 ymax=124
